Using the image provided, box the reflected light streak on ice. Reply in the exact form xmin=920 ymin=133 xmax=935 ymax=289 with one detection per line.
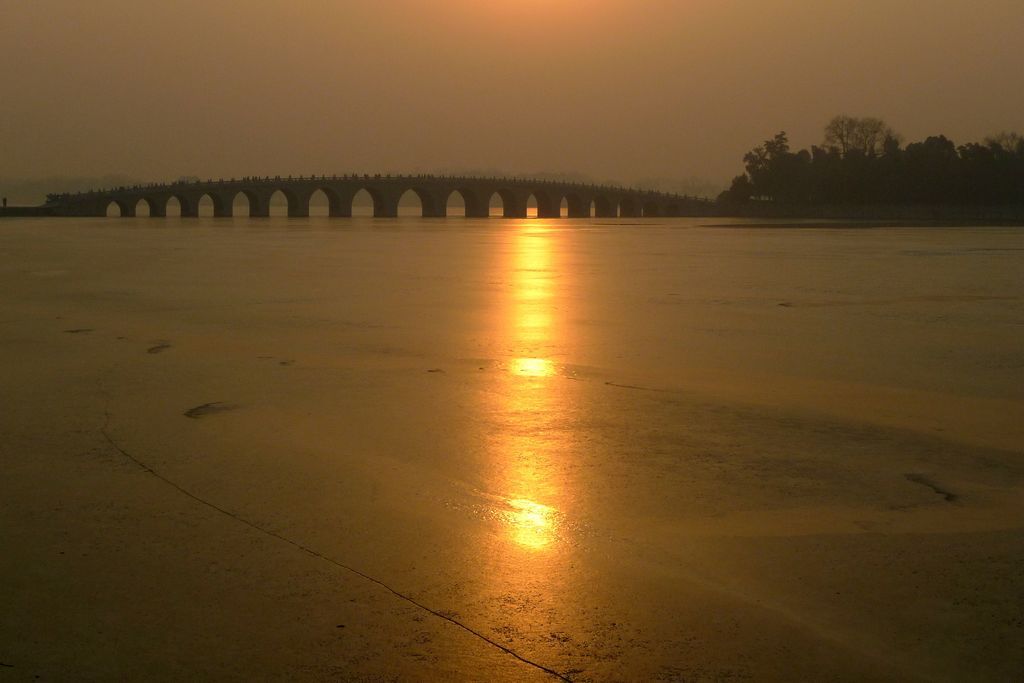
xmin=512 ymin=357 xmax=556 ymax=378
xmin=505 ymin=498 xmax=558 ymax=550
xmin=495 ymin=223 xmax=568 ymax=551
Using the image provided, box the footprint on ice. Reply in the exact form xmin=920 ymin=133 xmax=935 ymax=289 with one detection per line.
xmin=184 ymin=402 xmax=236 ymax=419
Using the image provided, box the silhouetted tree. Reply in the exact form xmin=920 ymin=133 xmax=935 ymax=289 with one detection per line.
xmin=902 ymin=136 xmax=959 ymax=203
xmin=737 ymin=132 xmax=812 ymax=202
xmin=718 ymin=115 xmax=1024 ymax=207
xmin=718 ymin=175 xmax=755 ymax=204
xmin=824 ymin=115 xmax=900 ymax=158
xmin=985 ymin=132 xmax=1024 ymax=155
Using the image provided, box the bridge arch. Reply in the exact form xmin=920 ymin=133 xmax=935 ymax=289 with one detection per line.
xmin=165 ymin=196 xmax=182 ymax=217
xmin=232 ymin=192 xmax=250 ymax=217
xmin=446 ymin=188 xmax=487 ymax=218
xmin=197 ymin=194 xmax=216 ymax=218
xmin=105 ymin=199 xmax=134 ymax=217
xmin=445 ymin=189 xmax=467 ymax=217
xmin=164 ymin=194 xmax=197 ymax=217
xmin=308 ymin=187 xmax=343 ymax=217
xmin=135 ymin=197 xmax=159 ymax=217
xmin=531 ymin=189 xmax=560 ymax=218
xmin=488 ymin=190 xmax=508 ymax=218
xmin=198 ymin=191 xmax=231 ymax=217
xmin=490 ymin=189 xmax=526 ymax=218
xmin=484 ymin=188 xmax=557 ymax=218
xmin=268 ymin=188 xmax=303 ymax=217
xmin=349 ymin=187 xmax=387 ymax=217
xmin=398 ymin=187 xmax=444 ymax=218
xmin=231 ymin=189 xmax=263 ymax=217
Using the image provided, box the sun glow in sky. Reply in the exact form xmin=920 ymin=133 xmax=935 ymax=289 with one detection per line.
xmin=1 ymin=1 xmax=1022 ymax=188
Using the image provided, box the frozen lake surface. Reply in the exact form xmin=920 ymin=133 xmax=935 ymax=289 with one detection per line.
xmin=1 ymin=217 xmax=1022 ymax=681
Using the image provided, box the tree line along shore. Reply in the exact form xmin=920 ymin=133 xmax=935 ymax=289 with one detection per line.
xmin=719 ymin=116 xmax=1024 ymax=217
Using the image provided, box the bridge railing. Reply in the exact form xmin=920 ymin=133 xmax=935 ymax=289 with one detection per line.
xmin=49 ymin=174 xmax=714 ymax=204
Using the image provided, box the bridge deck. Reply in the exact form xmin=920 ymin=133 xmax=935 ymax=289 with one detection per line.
xmin=41 ymin=174 xmax=718 ymax=219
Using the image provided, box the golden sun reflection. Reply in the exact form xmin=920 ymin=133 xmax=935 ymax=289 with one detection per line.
xmin=487 ymin=223 xmax=572 ymax=553
xmin=505 ymin=498 xmax=557 ymax=550
xmin=512 ymin=357 xmax=556 ymax=378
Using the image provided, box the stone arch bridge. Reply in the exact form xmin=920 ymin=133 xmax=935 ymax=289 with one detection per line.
xmin=45 ymin=174 xmax=716 ymax=218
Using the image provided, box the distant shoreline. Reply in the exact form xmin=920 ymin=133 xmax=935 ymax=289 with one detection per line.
xmin=720 ymin=203 xmax=1024 ymax=224
xmin=708 ymin=220 xmax=1024 ymax=228
xmin=2 ymin=204 xmax=1024 ymax=225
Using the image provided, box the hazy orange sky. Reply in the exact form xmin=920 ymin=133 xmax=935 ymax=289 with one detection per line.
xmin=1 ymin=0 xmax=1022 ymax=189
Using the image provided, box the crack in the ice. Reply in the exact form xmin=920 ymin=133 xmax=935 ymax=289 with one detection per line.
xmin=99 ymin=411 xmax=572 ymax=682
xmin=904 ymin=473 xmax=958 ymax=503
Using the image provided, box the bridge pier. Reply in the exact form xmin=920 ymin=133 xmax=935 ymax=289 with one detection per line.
xmin=619 ymin=197 xmax=640 ymax=218
xmin=415 ymin=189 xmax=449 ymax=218
xmin=456 ymin=188 xmax=490 ymax=217
xmin=279 ymin=188 xmax=306 ymax=217
xmin=315 ymin=187 xmax=357 ymax=218
xmin=146 ymin=198 xmax=166 ymax=217
xmin=249 ymin=198 xmax=270 ymax=218
xmin=566 ymin=194 xmax=591 ymax=218
xmin=212 ymin=192 xmax=234 ymax=217
xmin=171 ymin=193 xmax=199 ymax=218
xmin=238 ymin=190 xmax=270 ymax=217
xmin=594 ymin=196 xmax=617 ymax=218
xmin=535 ymin=190 xmax=561 ymax=218
xmin=375 ymin=189 xmax=402 ymax=218
xmin=492 ymin=188 xmax=529 ymax=218
xmin=503 ymin=197 xmax=528 ymax=219
xmin=377 ymin=204 xmax=400 ymax=218
xmin=642 ymin=201 xmax=662 ymax=218
xmin=327 ymin=195 xmax=346 ymax=217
